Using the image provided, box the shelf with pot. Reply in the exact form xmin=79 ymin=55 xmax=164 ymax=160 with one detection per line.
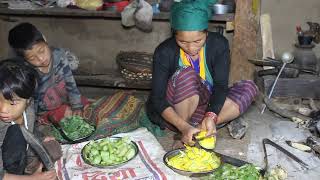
xmin=0 ymin=6 xmax=234 ymax=22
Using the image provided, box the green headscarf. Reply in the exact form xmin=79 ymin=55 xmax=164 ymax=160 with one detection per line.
xmin=170 ymin=0 xmax=217 ymax=31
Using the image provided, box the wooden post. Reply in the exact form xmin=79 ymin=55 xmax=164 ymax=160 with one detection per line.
xmin=229 ymin=0 xmax=260 ymax=83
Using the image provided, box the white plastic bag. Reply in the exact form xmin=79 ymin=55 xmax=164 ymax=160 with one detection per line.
xmin=57 ymin=0 xmax=74 ymax=8
xmin=121 ymin=0 xmax=139 ymax=27
xmin=55 ymin=128 xmax=190 ymax=180
xmin=135 ymin=0 xmax=153 ymax=32
xmin=121 ymin=0 xmax=153 ymax=32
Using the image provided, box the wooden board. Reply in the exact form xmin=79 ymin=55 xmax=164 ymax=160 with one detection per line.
xmin=0 ymin=7 xmax=234 ymax=22
xmin=74 ymin=71 xmax=151 ymax=90
xmin=257 ymin=75 xmax=320 ymax=99
xmin=229 ymin=0 xmax=260 ymax=83
xmin=260 ymin=13 xmax=275 ymax=60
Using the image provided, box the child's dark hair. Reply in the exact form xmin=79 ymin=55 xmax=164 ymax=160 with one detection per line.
xmin=0 ymin=58 xmax=38 ymax=101
xmin=8 ymin=23 xmax=45 ymax=56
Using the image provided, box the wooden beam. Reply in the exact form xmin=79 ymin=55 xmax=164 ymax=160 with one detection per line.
xmin=260 ymin=13 xmax=275 ymax=60
xmin=230 ymin=0 xmax=260 ymax=83
xmin=0 ymin=7 xmax=235 ymax=22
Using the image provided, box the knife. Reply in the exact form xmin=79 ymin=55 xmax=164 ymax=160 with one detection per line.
xmin=261 ymin=138 xmax=309 ymax=176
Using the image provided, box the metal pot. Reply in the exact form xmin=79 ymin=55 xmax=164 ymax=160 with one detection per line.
xmin=212 ymin=4 xmax=231 ymax=14
xmin=293 ymin=44 xmax=319 ymax=74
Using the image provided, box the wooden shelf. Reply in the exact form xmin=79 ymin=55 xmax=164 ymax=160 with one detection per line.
xmin=74 ymin=71 xmax=151 ymax=90
xmin=0 ymin=7 xmax=234 ymax=22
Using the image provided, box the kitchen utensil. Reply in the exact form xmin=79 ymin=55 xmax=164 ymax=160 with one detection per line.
xmin=81 ymin=137 xmax=139 ymax=168
xmin=163 ymin=148 xmax=262 ymax=177
xmin=48 ymin=116 xmax=95 ymax=144
xmin=281 ymin=52 xmax=295 ymax=64
xmin=48 ymin=116 xmax=74 ymax=142
xmin=261 ymin=52 xmax=294 ymax=114
xmin=293 ymin=44 xmax=319 ymax=75
xmin=249 ymin=57 xmax=319 ymax=74
xmin=192 ymin=132 xmax=216 ymax=149
xmin=217 ymin=152 xmax=251 ymax=167
xmin=260 ymin=138 xmax=309 ymax=176
xmin=163 ymin=148 xmax=221 ymax=176
xmin=193 ymin=132 xmax=217 ymax=141
xmin=212 ymin=4 xmax=230 ymax=14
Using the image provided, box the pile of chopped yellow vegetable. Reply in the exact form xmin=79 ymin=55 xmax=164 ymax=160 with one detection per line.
xmin=195 ymin=131 xmax=216 ymax=149
xmin=166 ymin=146 xmax=221 ymax=172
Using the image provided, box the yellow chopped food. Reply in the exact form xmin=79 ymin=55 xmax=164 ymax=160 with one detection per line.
xmin=195 ymin=131 xmax=216 ymax=149
xmin=166 ymin=146 xmax=221 ymax=172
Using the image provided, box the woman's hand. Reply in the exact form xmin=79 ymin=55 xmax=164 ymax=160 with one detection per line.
xmin=200 ymin=115 xmax=217 ymax=137
xmin=31 ymin=163 xmax=57 ymax=180
xmin=180 ymin=124 xmax=200 ymax=146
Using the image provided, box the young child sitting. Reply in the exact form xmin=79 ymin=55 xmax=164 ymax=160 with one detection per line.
xmin=8 ymin=22 xmax=89 ymax=124
xmin=8 ymin=23 xmax=144 ymax=140
xmin=0 ymin=59 xmax=57 ymax=180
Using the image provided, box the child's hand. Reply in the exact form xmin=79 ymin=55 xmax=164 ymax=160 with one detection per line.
xmin=43 ymin=136 xmax=56 ymax=142
xmin=63 ymin=106 xmax=73 ymax=117
xmin=31 ymin=163 xmax=57 ymax=180
xmin=72 ymin=109 xmax=83 ymax=117
xmin=42 ymin=139 xmax=63 ymax=162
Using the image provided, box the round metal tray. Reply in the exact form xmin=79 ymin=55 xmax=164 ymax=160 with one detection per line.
xmin=81 ymin=137 xmax=139 ymax=168
xmin=163 ymin=148 xmax=222 ymax=177
xmin=52 ymin=116 xmax=96 ymax=144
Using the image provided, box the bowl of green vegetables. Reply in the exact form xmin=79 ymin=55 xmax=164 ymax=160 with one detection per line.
xmin=81 ymin=136 xmax=139 ymax=168
xmin=50 ymin=115 xmax=95 ymax=144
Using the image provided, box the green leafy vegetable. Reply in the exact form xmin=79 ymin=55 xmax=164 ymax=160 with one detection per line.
xmin=82 ymin=137 xmax=137 ymax=166
xmin=202 ymin=163 xmax=261 ymax=180
xmin=53 ymin=116 xmax=95 ymax=141
xmin=51 ymin=125 xmax=64 ymax=142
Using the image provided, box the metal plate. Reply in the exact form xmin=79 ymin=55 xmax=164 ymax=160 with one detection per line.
xmin=52 ymin=117 xmax=96 ymax=144
xmin=81 ymin=137 xmax=139 ymax=168
xmin=61 ymin=125 xmax=96 ymax=144
xmin=163 ymin=148 xmax=222 ymax=177
xmin=163 ymin=147 xmax=259 ymax=177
